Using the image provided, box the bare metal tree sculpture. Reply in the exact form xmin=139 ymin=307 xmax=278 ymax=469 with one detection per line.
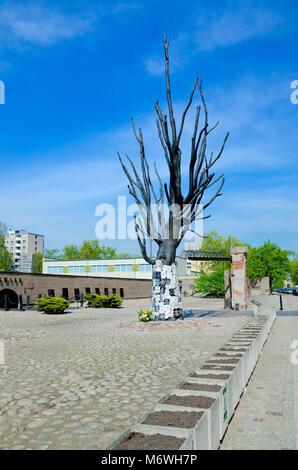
xmin=119 ymin=34 xmax=229 ymax=320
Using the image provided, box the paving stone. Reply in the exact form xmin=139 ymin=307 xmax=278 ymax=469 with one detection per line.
xmin=27 ymin=419 xmax=45 ymax=429
xmin=0 ymin=297 xmax=261 ymax=450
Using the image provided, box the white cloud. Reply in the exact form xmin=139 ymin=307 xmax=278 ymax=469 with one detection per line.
xmin=0 ymin=1 xmax=140 ymax=48
xmin=203 ymin=184 xmax=298 ymax=251
xmin=0 ymin=3 xmax=94 ymax=47
xmin=145 ymin=56 xmax=165 ymax=77
xmin=109 ymin=2 xmax=139 ymax=15
xmin=144 ymin=5 xmax=283 ymax=75
xmin=195 ymin=7 xmax=282 ymax=51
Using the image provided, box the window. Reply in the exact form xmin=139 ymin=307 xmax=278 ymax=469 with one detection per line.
xmin=74 ymin=288 xmax=80 ymax=300
xmin=104 ymin=288 xmax=109 ymax=295
xmin=48 ymin=289 xmax=55 ymax=297
xmin=95 ymin=288 xmax=100 ymax=295
xmin=86 ymin=287 xmax=91 ymax=294
xmin=139 ymin=264 xmax=152 ymax=272
xmin=115 ymin=265 xmax=121 ymax=272
xmin=112 ymin=288 xmax=116 ymax=294
xmin=62 ymin=288 xmax=69 ymax=300
xmin=119 ymin=264 xmax=133 ymax=272
xmin=90 ymin=265 xmax=108 ymax=273
xmin=47 ymin=266 xmax=63 ymax=274
xmin=69 ymin=266 xmax=85 ymax=273
xmin=120 ymin=288 xmax=124 ymax=298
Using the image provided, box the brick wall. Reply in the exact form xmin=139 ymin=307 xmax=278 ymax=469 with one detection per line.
xmin=0 ymin=271 xmax=151 ymax=303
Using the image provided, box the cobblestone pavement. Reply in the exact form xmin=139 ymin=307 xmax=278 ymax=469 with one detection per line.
xmin=221 ymin=314 xmax=298 ymax=450
xmin=0 ymin=297 xmax=247 ymax=450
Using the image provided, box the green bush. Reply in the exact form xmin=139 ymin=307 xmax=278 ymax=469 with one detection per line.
xmin=108 ymin=294 xmax=123 ymax=308
xmin=83 ymin=293 xmax=123 ymax=308
xmin=84 ymin=294 xmax=98 ymax=306
xmin=36 ymin=296 xmax=70 ymax=314
xmin=193 ymin=269 xmax=225 ymax=298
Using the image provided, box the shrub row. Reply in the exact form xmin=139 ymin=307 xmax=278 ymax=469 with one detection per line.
xmin=84 ymin=293 xmax=123 ymax=308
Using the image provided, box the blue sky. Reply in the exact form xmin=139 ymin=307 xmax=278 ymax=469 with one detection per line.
xmin=0 ymin=0 xmax=297 ymax=254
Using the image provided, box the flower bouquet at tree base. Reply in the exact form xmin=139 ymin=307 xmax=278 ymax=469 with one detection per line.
xmin=138 ymin=308 xmax=154 ymax=322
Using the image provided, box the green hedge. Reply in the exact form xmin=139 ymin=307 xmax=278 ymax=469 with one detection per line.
xmin=84 ymin=293 xmax=123 ymax=308
xmin=36 ymin=296 xmax=70 ymax=314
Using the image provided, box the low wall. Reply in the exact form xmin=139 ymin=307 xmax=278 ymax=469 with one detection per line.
xmin=248 ymin=277 xmax=270 ymax=296
xmin=0 ymin=271 xmax=152 ymax=302
xmin=180 ymin=277 xmax=196 ymax=296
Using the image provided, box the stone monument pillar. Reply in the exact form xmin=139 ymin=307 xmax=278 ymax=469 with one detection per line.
xmin=230 ymin=246 xmax=248 ymax=311
xmin=152 ymin=260 xmax=183 ymax=320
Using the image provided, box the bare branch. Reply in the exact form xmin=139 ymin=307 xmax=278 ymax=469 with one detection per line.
xmin=177 ymin=77 xmax=198 ymax=144
xmin=164 ymin=31 xmax=177 ymax=145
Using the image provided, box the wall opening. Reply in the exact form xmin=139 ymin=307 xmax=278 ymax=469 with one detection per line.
xmin=0 ymin=289 xmax=18 ymax=309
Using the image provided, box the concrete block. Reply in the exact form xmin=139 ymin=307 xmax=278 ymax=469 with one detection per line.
xmin=137 ymin=403 xmax=209 ymax=451
xmin=107 ymin=423 xmax=193 ymax=450
xmin=165 ymin=388 xmax=221 ymax=449
xmin=176 ymin=377 xmax=230 ymax=439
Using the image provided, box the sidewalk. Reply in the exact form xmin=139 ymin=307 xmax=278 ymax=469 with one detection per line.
xmin=221 ymin=301 xmax=298 ymax=449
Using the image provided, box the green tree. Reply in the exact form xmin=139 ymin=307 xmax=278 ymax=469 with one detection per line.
xmin=199 ymin=230 xmax=248 ymax=272
xmin=193 ymin=268 xmax=225 ymax=297
xmin=45 ymin=242 xmax=124 ymax=261
xmin=79 ymin=240 xmax=116 ymax=260
xmin=247 ymin=240 xmax=290 ymax=290
xmin=44 ymin=249 xmax=62 ymax=259
xmin=115 ymin=253 xmax=133 ymax=259
xmin=290 ymin=256 xmax=298 ymax=285
xmin=33 ymin=252 xmax=43 ymax=274
xmin=62 ymin=245 xmax=80 ymax=260
xmin=0 ymin=222 xmax=12 ymax=271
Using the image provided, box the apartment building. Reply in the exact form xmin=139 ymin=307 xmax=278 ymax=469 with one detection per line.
xmin=5 ymin=229 xmax=44 ymax=272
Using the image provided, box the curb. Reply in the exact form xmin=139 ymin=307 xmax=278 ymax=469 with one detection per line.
xmin=107 ymin=312 xmax=276 ymax=450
